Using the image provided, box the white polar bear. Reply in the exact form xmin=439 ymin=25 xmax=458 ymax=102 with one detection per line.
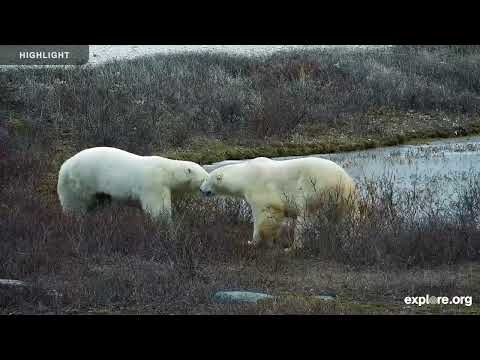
xmin=200 ymin=157 xmax=358 ymax=250
xmin=57 ymin=147 xmax=208 ymax=220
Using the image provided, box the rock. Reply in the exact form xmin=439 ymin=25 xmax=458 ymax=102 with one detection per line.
xmin=213 ymin=291 xmax=274 ymax=304
xmin=1 ymin=279 xmax=34 ymax=307
xmin=0 ymin=279 xmax=28 ymax=288
xmin=314 ymin=294 xmax=337 ymax=301
xmin=0 ymin=279 xmax=62 ymax=308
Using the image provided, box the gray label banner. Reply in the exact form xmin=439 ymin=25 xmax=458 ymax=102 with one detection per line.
xmin=0 ymin=45 xmax=89 ymax=65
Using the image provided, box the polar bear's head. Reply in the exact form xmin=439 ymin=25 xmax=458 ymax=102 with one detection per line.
xmin=173 ymin=161 xmax=209 ymax=193
xmin=200 ymin=163 xmax=246 ymax=198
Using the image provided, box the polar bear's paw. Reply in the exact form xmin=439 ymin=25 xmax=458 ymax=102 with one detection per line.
xmin=284 ymin=247 xmax=295 ymax=254
xmin=284 ymin=243 xmax=303 ymax=254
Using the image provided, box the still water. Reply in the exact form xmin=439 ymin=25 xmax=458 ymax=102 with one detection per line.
xmin=204 ymin=136 xmax=480 ymax=213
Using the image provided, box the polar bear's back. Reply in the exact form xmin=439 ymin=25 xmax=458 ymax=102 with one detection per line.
xmin=249 ymin=156 xmax=351 ymax=183
xmin=60 ymin=147 xmax=146 ymax=176
xmin=247 ymin=156 xmax=356 ymax=200
xmin=285 ymin=157 xmax=352 ymax=184
xmin=59 ymin=147 xmax=150 ymax=198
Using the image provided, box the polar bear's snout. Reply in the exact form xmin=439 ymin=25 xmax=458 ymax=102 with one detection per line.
xmin=201 ymin=190 xmax=214 ymax=197
xmin=200 ymin=180 xmax=215 ymax=197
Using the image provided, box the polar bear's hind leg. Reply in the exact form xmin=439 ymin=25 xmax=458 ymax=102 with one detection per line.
xmin=57 ymin=169 xmax=96 ymax=214
xmin=58 ymin=184 xmax=95 ymax=214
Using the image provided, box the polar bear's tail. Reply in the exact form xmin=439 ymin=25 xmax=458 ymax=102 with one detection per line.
xmin=347 ymin=184 xmax=362 ymax=225
xmin=57 ymin=163 xmax=72 ymax=211
xmin=57 ymin=163 xmax=89 ymax=214
xmin=334 ymin=178 xmax=361 ymax=224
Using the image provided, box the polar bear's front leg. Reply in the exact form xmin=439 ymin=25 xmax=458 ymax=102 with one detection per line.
xmin=248 ymin=204 xmax=285 ymax=248
xmin=140 ymin=189 xmax=172 ymax=221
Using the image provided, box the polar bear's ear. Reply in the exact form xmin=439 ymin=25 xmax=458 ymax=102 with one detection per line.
xmin=216 ymin=174 xmax=223 ymax=182
xmin=185 ymin=168 xmax=193 ymax=175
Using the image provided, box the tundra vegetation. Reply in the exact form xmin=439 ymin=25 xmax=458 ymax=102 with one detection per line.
xmin=1 ymin=45 xmax=480 ymax=314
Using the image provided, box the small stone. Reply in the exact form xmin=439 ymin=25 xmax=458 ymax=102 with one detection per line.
xmin=0 ymin=279 xmax=62 ymax=304
xmin=314 ymin=294 xmax=337 ymax=301
xmin=0 ymin=279 xmax=28 ymax=287
xmin=213 ymin=291 xmax=274 ymax=304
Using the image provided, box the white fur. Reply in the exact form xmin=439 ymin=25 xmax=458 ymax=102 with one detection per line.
xmin=200 ymin=157 xmax=358 ymax=250
xmin=57 ymin=147 xmax=208 ymax=219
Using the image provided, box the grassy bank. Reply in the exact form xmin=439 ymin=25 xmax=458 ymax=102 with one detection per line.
xmin=166 ymin=120 xmax=480 ymax=164
xmin=2 ymin=45 xmax=480 ymax=163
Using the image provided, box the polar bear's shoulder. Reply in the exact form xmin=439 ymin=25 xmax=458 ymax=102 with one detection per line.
xmin=247 ymin=157 xmax=276 ymax=166
xmin=249 ymin=157 xmax=272 ymax=162
xmin=71 ymin=147 xmax=141 ymax=160
xmin=283 ymin=156 xmax=342 ymax=168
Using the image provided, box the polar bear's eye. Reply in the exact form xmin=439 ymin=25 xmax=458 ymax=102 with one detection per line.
xmin=216 ymin=174 xmax=223 ymax=182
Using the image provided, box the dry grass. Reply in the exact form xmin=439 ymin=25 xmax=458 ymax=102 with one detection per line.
xmin=2 ymin=45 xmax=480 ymax=159
xmin=1 ymin=147 xmax=479 ymax=314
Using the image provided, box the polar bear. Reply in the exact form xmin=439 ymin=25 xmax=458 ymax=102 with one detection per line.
xmin=200 ymin=157 xmax=358 ymax=250
xmin=57 ymin=147 xmax=208 ymax=220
